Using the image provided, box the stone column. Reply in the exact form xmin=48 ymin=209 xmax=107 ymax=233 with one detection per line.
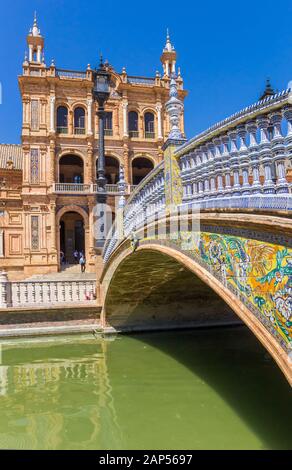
xmin=87 ymin=98 xmax=93 ymax=135
xmin=68 ymin=109 xmax=73 ymax=135
xmin=122 ymin=100 xmax=128 ymax=137
xmin=49 ymin=140 xmax=56 ymax=186
xmin=123 ymin=145 xmax=129 ymax=184
xmin=156 ymin=103 xmax=163 ymax=139
xmin=50 ymin=96 xmax=55 ymax=133
xmin=0 ymin=229 xmax=4 ymax=257
xmin=87 ymin=144 xmax=94 ymax=184
xmin=37 ymin=45 xmax=42 ymax=63
xmin=50 ymin=202 xmax=56 ymax=252
xmin=28 ymin=45 xmax=33 ymax=62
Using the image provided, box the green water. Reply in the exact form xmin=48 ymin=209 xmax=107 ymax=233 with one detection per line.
xmin=0 ymin=327 xmax=291 ymax=450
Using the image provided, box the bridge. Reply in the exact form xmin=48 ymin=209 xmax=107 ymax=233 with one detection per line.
xmin=100 ymin=78 xmax=292 ymax=385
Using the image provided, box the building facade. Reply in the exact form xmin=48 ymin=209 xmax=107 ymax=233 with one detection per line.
xmin=0 ymin=17 xmax=186 ymax=279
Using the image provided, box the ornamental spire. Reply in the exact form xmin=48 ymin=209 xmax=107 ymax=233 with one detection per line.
xmin=165 ymin=73 xmax=184 ymax=140
xmin=30 ymin=11 xmax=41 ymax=37
xmin=164 ymin=28 xmax=175 ymax=52
xmin=259 ymin=78 xmax=275 ymax=101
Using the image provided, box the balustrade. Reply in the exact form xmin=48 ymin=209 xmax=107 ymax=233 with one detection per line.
xmin=2 ymin=279 xmax=96 ymax=308
xmin=181 ymin=102 xmax=292 ymax=202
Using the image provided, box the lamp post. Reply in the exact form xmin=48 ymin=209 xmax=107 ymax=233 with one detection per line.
xmin=93 ymin=57 xmax=110 ymax=204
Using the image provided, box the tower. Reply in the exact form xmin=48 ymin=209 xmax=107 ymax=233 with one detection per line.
xmin=26 ymin=13 xmax=44 ymax=64
xmin=160 ymin=30 xmax=177 ymax=78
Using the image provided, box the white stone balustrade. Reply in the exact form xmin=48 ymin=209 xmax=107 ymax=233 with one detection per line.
xmin=180 ymin=102 xmax=292 ymax=201
xmin=52 ymin=183 xmax=136 ymax=195
xmin=0 ymin=278 xmax=96 ymax=308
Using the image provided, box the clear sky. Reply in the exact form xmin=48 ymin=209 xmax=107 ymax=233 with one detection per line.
xmin=1 ymin=0 xmax=292 ymax=144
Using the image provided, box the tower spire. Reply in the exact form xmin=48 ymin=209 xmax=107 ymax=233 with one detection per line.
xmin=161 ymin=30 xmax=177 ymax=78
xmin=164 ymin=28 xmax=174 ymax=52
xmin=26 ymin=13 xmax=44 ymax=64
xmin=30 ymin=11 xmax=41 ymax=37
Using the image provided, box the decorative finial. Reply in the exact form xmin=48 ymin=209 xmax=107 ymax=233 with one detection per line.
xmin=122 ymin=66 xmax=126 ymax=74
xmin=259 ymin=77 xmax=275 ymax=100
xmin=165 ymin=73 xmax=184 ymax=140
xmin=24 ymin=51 xmax=28 ymax=62
xmin=99 ymin=52 xmax=103 ymax=67
xmin=51 ymin=58 xmax=55 ymax=67
xmin=87 ymin=63 xmax=91 ymax=70
xmin=31 ymin=11 xmax=41 ymax=36
xmin=163 ymin=28 xmax=175 ymax=53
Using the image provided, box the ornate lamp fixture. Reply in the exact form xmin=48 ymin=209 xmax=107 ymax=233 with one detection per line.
xmin=93 ymin=56 xmax=111 ymax=203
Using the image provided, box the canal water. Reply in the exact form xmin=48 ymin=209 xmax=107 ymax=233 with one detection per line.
xmin=0 ymin=326 xmax=291 ymax=450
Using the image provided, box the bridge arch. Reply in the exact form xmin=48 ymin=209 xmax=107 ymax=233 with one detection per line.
xmin=101 ymin=241 xmax=292 ymax=386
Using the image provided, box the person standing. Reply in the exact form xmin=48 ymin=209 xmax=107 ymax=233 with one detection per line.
xmin=79 ymin=254 xmax=86 ymax=273
xmin=73 ymin=250 xmax=79 ymax=264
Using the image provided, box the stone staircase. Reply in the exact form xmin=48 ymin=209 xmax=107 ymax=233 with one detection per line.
xmin=25 ymin=264 xmax=96 ymax=281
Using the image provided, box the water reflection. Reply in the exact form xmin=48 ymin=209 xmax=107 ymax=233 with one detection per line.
xmin=0 ymin=329 xmax=291 ymax=450
xmin=0 ymin=336 xmax=122 ymax=450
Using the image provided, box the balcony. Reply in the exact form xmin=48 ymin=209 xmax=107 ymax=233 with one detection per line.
xmin=53 ymin=183 xmax=91 ymax=193
xmin=104 ymin=129 xmax=113 ymax=136
xmin=57 ymin=127 xmax=68 ymax=134
xmin=129 ymin=130 xmax=139 ymax=138
xmin=52 ymin=183 xmax=137 ymax=195
xmin=74 ymin=127 xmax=85 ymax=135
xmin=145 ymin=132 xmax=155 ymax=139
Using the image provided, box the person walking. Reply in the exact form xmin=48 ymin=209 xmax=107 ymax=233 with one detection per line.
xmin=79 ymin=254 xmax=86 ymax=273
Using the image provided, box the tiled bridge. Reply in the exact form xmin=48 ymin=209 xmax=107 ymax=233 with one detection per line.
xmin=101 ymin=88 xmax=292 ymax=385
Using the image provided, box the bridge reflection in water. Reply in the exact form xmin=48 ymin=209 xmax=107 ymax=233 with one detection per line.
xmin=0 ymin=331 xmax=291 ymax=450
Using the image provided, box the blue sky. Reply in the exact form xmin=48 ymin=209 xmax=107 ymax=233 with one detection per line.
xmin=1 ymin=0 xmax=292 ymax=143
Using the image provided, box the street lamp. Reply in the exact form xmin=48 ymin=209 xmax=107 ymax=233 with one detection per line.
xmin=93 ymin=56 xmax=110 ymax=203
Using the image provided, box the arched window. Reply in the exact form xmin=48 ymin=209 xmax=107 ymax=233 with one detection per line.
xmin=132 ymin=157 xmax=154 ymax=185
xmin=57 ymin=106 xmax=68 ymax=134
xmin=74 ymin=107 xmax=85 ymax=134
xmin=59 ymin=154 xmax=84 ymax=184
xmin=105 ymin=156 xmax=120 ymax=184
xmin=128 ymin=111 xmax=139 ymax=138
xmin=144 ymin=112 xmax=155 ymax=138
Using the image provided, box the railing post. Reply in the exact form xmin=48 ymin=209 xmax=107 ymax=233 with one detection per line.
xmin=246 ymin=121 xmax=262 ymax=194
xmin=0 ymin=271 xmax=10 ymax=308
xmin=237 ymin=124 xmax=250 ymax=194
xmin=257 ymin=115 xmax=275 ymax=194
xmin=270 ymin=111 xmax=289 ymax=194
